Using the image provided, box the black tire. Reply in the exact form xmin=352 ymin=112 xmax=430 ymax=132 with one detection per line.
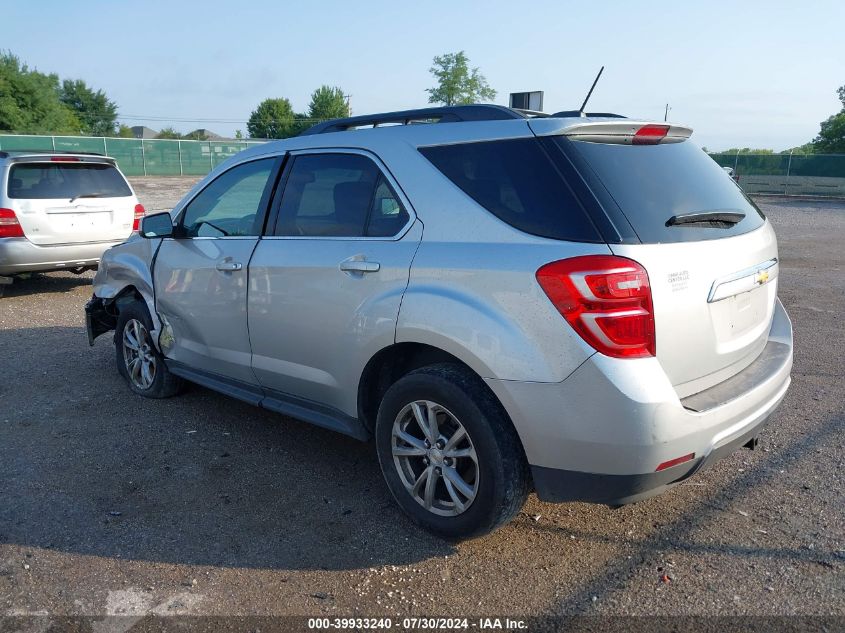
xmin=115 ymin=300 xmax=182 ymax=398
xmin=375 ymin=363 xmax=531 ymax=539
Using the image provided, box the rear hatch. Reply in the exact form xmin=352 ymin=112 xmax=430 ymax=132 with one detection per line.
xmin=6 ymin=157 xmax=137 ymax=245
xmin=543 ymin=121 xmax=778 ymax=397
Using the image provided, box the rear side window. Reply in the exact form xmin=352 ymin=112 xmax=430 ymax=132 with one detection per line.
xmin=558 ymin=138 xmax=766 ymax=243
xmin=8 ymin=162 xmax=132 ymax=199
xmin=275 ymin=153 xmax=409 ymax=238
xmin=419 ymin=139 xmax=601 ymax=242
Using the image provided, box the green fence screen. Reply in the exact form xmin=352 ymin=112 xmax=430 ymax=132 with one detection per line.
xmin=2 ymin=134 xmax=844 ymax=198
xmin=0 ymin=134 xmax=265 ymax=178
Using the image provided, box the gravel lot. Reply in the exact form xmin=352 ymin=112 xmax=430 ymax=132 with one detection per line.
xmin=1 ymin=179 xmax=843 ymax=625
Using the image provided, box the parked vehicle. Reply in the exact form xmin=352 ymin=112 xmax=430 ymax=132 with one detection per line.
xmin=86 ymin=105 xmax=793 ymax=538
xmin=722 ymin=165 xmax=740 ymax=182
xmin=0 ymin=151 xmax=144 ymax=294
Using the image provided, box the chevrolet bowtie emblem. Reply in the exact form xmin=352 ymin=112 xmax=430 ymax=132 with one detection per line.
xmin=755 ymin=270 xmax=770 ymax=285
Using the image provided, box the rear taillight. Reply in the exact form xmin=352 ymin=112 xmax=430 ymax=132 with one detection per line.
xmin=0 ymin=208 xmax=25 ymax=238
xmin=632 ymin=124 xmax=669 ymax=145
xmin=50 ymin=156 xmax=81 ymax=162
xmin=132 ymin=203 xmax=146 ymax=231
xmin=536 ymin=255 xmax=655 ymax=359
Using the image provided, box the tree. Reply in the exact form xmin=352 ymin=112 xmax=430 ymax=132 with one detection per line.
xmin=722 ymin=148 xmax=775 ymax=154
xmin=0 ymin=52 xmax=80 ymax=134
xmin=426 ymin=51 xmax=496 ymax=106
xmin=156 ymin=127 xmax=180 ymax=139
xmin=117 ymin=124 xmax=134 ymax=138
xmin=308 ymin=85 xmax=349 ymax=121
xmin=812 ymin=84 xmax=845 ymax=153
xmin=247 ymin=97 xmax=303 ymax=139
xmin=234 ymin=129 xmax=244 ymax=139
xmin=59 ymin=79 xmax=118 ymax=136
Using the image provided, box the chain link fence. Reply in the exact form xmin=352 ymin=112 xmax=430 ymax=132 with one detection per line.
xmin=1 ymin=134 xmax=844 ymax=198
xmin=0 ymin=134 xmax=265 ymax=177
xmin=708 ymin=151 xmax=845 ymax=197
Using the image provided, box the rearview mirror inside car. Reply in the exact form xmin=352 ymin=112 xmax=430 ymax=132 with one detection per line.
xmin=139 ymin=212 xmax=174 ymax=239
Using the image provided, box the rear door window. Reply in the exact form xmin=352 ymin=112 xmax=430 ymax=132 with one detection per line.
xmin=275 ymin=153 xmax=409 ymax=238
xmin=8 ymin=162 xmax=132 ymax=199
xmin=419 ymin=138 xmax=601 ymax=242
xmin=557 ymin=137 xmax=766 ymax=243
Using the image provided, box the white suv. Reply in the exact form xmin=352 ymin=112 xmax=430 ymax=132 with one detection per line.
xmin=0 ymin=151 xmax=144 ymax=294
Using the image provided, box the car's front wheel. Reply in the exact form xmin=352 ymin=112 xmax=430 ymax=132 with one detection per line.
xmin=115 ymin=301 xmax=182 ymax=398
xmin=375 ymin=363 xmax=530 ymax=539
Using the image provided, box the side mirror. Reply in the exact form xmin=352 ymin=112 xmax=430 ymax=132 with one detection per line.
xmin=139 ymin=212 xmax=174 ymax=239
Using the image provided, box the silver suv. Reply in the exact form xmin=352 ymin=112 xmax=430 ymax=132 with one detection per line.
xmin=85 ymin=105 xmax=793 ymax=538
xmin=0 ymin=151 xmax=143 ymax=294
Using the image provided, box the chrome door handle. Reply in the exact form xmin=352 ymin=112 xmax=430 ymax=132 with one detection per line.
xmin=339 ymin=260 xmax=380 ymax=273
xmin=216 ymin=260 xmax=243 ymax=272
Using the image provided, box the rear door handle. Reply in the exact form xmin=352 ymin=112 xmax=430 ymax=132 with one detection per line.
xmin=216 ymin=260 xmax=243 ymax=272
xmin=339 ymin=260 xmax=380 ymax=273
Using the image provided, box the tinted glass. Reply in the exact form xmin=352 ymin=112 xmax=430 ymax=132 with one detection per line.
xmin=419 ymin=138 xmax=601 ymax=242
xmin=366 ymin=175 xmax=410 ymax=237
xmin=276 ymin=154 xmax=380 ymax=237
xmin=8 ymin=162 xmax=132 ymax=199
xmin=181 ymin=158 xmax=275 ymax=238
xmin=561 ymin=138 xmax=765 ymax=244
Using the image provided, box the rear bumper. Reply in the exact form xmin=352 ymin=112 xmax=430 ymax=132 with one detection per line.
xmin=0 ymin=238 xmax=124 ymax=275
xmin=486 ymin=298 xmax=793 ymax=505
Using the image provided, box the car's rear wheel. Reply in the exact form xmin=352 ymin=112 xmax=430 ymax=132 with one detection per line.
xmin=115 ymin=301 xmax=181 ymax=398
xmin=375 ymin=363 xmax=530 ymax=539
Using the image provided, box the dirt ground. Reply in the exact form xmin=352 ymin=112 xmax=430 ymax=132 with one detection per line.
xmin=0 ymin=182 xmax=842 ymax=628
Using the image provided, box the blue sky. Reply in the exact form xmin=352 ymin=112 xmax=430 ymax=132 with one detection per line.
xmin=3 ymin=0 xmax=843 ymax=150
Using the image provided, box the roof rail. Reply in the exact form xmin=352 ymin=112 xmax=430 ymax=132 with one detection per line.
xmin=551 ymin=111 xmax=627 ymax=119
xmin=300 ymin=104 xmax=527 ymax=135
xmin=0 ymin=149 xmax=107 ymax=158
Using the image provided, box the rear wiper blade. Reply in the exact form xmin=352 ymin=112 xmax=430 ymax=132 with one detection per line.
xmin=666 ymin=211 xmax=745 ymax=227
xmin=69 ymin=192 xmax=106 ymax=203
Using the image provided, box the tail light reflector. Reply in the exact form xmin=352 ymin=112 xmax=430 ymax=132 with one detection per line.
xmin=132 ymin=203 xmax=146 ymax=231
xmin=536 ymin=255 xmax=655 ymax=358
xmin=656 ymin=453 xmax=696 ymax=472
xmin=632 ymin=124 xmax=670 ymax=145
xmin=0 ymin=208 xmax=25 ymax=238
xmin=50 ymin=156 xmax=81 ymax=162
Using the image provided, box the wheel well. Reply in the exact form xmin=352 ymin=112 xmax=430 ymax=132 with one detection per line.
xmin=357 ymin=343 xmax=482 ymax=433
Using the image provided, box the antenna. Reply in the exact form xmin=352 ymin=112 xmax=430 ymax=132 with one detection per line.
xmin=579 ymin=66 xmax=605 ymax=116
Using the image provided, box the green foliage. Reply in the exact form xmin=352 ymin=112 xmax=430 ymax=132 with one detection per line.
xmin=117 ymin=124 xmax=134 ymax=138
xmin=234 ymin=129 xmax=244 ymax=139
xmin=308 ymin=85 xmax=350 ymax=121
xmin=156 ymin=127 xmax=181 ymax=139
xmin=247 ymin=97 xmax=304 ymax=139
xmin=59 ymin=78 xmax=118 ymax=136
xmin=722 ymin=147 xmax=775 ymax=154
xmin=0 ymin=52 xmax=80 ymax=134
xmin=807 ymin=85 xmax=845 ymax=154
xmin=426 ymin=51 xmax=496 ymax=106
xmin=781 ymin=143 xmax=815 ymax=155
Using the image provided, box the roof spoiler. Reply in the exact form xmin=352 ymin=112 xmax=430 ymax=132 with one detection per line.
xmin=559 ymin=121 xmax=693 ymax=145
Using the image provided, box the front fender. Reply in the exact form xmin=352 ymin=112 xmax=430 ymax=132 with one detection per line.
xmin=92 ymin=237 xmax=162 ymax=348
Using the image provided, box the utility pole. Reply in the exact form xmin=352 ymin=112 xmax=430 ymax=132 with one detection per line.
xmin=664 ymin=103 xmax=671 ymax=122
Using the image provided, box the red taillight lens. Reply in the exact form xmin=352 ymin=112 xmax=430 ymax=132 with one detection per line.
xmin=0 ymin=208 xmax=25 ymax=238
xmin=632 ymin=124 xmax=669 ymax=145
xmin=132 ymin=203 xmax=146 ymax=231
xmin=536 ymin=255 xmax=655 ymax=358
xmin=50 ymin=156 xmax=81 ymax=162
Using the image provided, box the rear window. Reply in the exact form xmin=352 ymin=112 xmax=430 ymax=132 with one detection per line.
xmin=558 ymin=138 xmax=765 ymax=243
xmin=7 ymin=162 xmax=132 ymax=200
xmin=419 ymin=139 xmax=601 ymax=242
